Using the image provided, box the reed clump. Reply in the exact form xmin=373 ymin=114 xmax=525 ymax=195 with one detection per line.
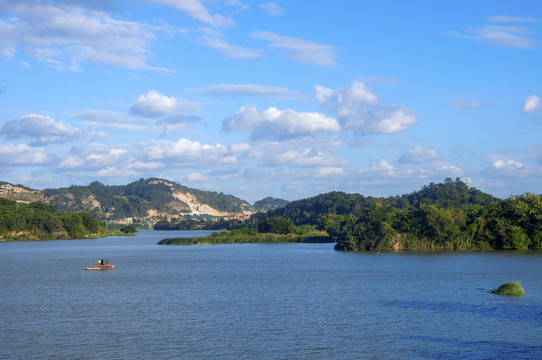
xmin=492 ymin=281 xmax=525 ymax=296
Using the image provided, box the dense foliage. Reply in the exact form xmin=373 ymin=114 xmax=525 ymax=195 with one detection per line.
xmin=0 ymin=198 xmax=107 ymax=240
xmin=492 ymin=281 xmax=525 ymax=296
xmin=158 ymin=215 xmax=332 ymax=245
xmin=253 ymin=197 xmax=290 ymax=211
xmin=154 ymin=217 xmax=246 ymax=231
xmin=329 ymin=191 xmax=542 ymax=251
xmin=158 ymin=229 xmax=331 ymax=245
xmin=267 ymin=178 xmax=498 ymax=226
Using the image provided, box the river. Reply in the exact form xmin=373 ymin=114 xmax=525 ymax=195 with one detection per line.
xmin=1 ymin=230 xmax=541 ymax=359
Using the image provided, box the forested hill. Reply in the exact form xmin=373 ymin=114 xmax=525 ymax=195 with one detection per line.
xmin=42 ymin=178 xmax=255 ymax=220
xmin=1 ymin=178 xmax=256 ymax=220
xmin=267 ymin=178 xmax=498 ymax=226
xmin=0 ymin=198 xmax=107 ymax=241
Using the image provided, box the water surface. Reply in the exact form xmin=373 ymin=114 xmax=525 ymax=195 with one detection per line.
xmin=1 ymin=230 xmax=541 ymax=359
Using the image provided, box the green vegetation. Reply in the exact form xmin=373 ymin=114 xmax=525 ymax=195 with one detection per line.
xmin=158 ymin=216 xmax=332 ymax=245
xmin=42 ymin=178 xmax=254 ymax=220
xmin=154 ymin=217 xmax=245 ymax=231
xmin=492 ymin=281 xmax=525 ymax=296
xmin=253 ymin=197 xmax=289 ymax=212
xmin=120 ymin=224 xmax=137 ymax=234
xmin=0 ymin=198 xmax=107 ymax=241
xmin=267 ymin=178 xmax=497 ymax=226
xmin=329 ymin=187 xmax=542 ymax=251
xmin=158 ymin=230 xmax=331 ymax=245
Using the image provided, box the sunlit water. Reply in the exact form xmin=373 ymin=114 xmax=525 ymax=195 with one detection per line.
xmin=1 ymin=230 xmax=542 ymax=359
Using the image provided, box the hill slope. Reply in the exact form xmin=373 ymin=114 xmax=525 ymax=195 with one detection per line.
xmin=267 ymin=178 xmax=499 ymax=226
xmin=1 ymin=178 xmax=255 ymax=221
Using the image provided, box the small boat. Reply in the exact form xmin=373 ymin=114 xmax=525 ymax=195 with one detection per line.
xmin=84 ymin=259 xmax=115 ymax=270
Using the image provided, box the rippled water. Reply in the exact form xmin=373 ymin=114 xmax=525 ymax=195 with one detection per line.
xmin=1 ymin=230 xmax=542 ymax=359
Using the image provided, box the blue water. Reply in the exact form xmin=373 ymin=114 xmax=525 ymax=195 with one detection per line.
xmin=1 ymin=230 xmax=542 ymax=359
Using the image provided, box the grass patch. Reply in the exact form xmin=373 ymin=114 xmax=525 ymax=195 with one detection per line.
xmin=492 ymin=281 xmax=525 ymax=296
xmin=158 ymin=231 xmax=333 ymax=245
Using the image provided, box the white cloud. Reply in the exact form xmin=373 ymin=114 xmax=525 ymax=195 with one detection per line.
xmin=196 ymin=84 xmax=300 ymax=99
xmin=492 ymin=159 xmax=524 ymax=169
xmin=451 ymin=99 xmax=484 ymax=110
xmin=488 ymin=15 xmax=539 ymax=24
xmin=0 ymin=144 xmax=48 ymax=165
xmin=72 ymin=109 xmax=150 ymax=132
xmin=1 ymin=114 xmax=90 ymax=146
xmin=250 ymin=30 xmax=337 ymax=66
xmin=316 ymin=81 xmax=417 ymax=135
xmin=187 ymin=172 xmax=209 ymax=182
xmin=146 ymin=0 xmax=234 ymax=27
xmin=143 ymin=138 xmax=233 ymax=167
xmin=130 ymin=90 xmax=200 ymax=118
xmin=259 ymin=2 xmax=285 ymax=16
xmin=223 ymin=104 xmax=340 ymax=140
xmin=268 ymin=149 xmax=346 ymax=168
xmin=314 ymin=167 xmax=346 ymax=178
xmin=199 ymin=28 xmax=264 ymax=60
xmin=399 ymin=146 xmax=440 ymax=164
xmin=448 ymin=18 xmax=540 ymax=49
xmin=522 ymin=95 xmax=542 ymax=113
xmin=97 ymin=167 xmax=137 ymax=178
xmin=0 ymin=0 xmax=165 ymax=70
xmin=358 ymin=160 xmax=396 ymax=176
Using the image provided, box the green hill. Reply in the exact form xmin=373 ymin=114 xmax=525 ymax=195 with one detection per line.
xmin=41 ymin=178 xmax=255 ymax=220
xmin=1 ymin=178 xmax=255 ymax=221
xmin=267 ymin=178 xmax=498 ymax=226
xmin=0 ymin=198 xmax=107 ymax=241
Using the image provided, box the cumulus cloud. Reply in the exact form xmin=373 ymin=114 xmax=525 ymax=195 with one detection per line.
xmin=223 ymin=104 xmax=340 ymax=141
xmin=196 ymin=84 xmax=300 ymax=99
xmin=266 ymin=149 xmax=347 ymax=168
xmin=314 ymin=167 xmax=346 ymax=178
xmin=58 ymin=147 xmax=130 ymax=170
xmin=97 ymin=167 xmax=137 ymax=178
xmin=143 ymin=138 xmax=231 ymax=166
xmin=187 ymin=172 xmax=209 ymax=182
xmin=146 ymin=0 xmax=234 ymax=27
xmin=250 ymin=31 xmax=337 ymax=66
xmin=316 ymin=81 xmax=417 ymax=135
xmin=1 ymin=114 xmax=90 ymax=146
xmin=492 ymin=159 xmax=524 ymax=169
xmin=399 ymin=146 xmax=440 ymax=163
xmin=451 ymin=99 xmax=485 ymax=110
xmin=0 ymin=0 xmax=165 ymax=70
xmin=130 ymin=90 xmax=200 ymax=118
xmin=522 ymin=95 xmax=542 ymax=113
xmin=0 ymin=144 xmax=49 ymax=165
xmin=358 ymin=160 xmax=396 ymax=176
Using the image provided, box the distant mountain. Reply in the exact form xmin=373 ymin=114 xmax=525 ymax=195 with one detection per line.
xmin=253 ymin=197 xmax=289 ymax=212
xmin=0 ymin=178 xmax=255 ymax=221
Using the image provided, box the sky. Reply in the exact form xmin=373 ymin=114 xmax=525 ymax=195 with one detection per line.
xmin=0 ymin=0 xmax=541 ymax=203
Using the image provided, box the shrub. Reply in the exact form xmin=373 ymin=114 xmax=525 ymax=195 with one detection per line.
xmin=492 ymin=281 xmax=525 ymax=296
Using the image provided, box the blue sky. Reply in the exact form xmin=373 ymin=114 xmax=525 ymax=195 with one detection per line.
xmin=1 ymin=0 xmax=541 ymax=203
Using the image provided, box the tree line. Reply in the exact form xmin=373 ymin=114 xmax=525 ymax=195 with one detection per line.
xmin=327 ymin=192 xmax=542 ymax=251
xmin=0 ymin=198 xmax=107 ymax=240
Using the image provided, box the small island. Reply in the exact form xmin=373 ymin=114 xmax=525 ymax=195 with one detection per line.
xmin=158 ymin=216 xmax=332 ymax=245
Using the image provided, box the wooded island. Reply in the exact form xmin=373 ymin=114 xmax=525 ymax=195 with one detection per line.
xmin=159 ymin=178 xmax=542 ymax=251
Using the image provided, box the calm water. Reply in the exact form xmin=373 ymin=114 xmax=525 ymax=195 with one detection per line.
xmin=1 ymin=230 xmax=542 ymax=359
